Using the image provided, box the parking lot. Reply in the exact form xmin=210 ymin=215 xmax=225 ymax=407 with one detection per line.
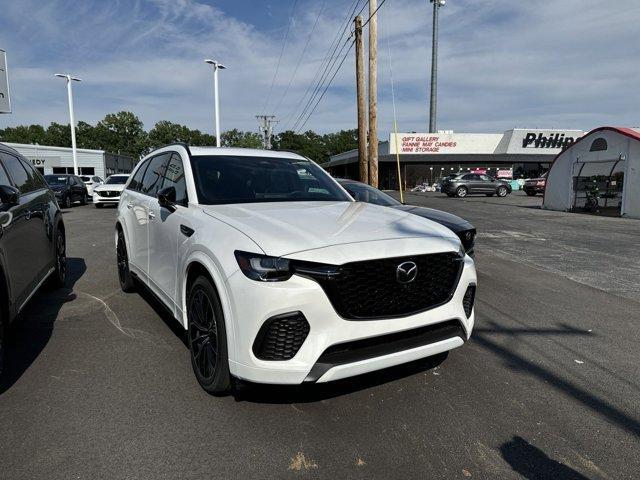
xmin=1 ymin=192 xmax=638 ymax=480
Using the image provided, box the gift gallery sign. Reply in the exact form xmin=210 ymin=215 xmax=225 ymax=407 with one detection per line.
xmin=390 ymin=133 xmax=502 ymax=155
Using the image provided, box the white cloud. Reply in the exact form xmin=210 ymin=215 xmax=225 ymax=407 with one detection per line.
xmin=1 ymin=0 xmax=639 ymax=138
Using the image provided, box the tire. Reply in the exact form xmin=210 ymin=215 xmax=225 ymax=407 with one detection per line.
xmin=455 ymin=186 xmax=468 ymax=198
xmin=47 ymin=226 xmax=67 ymax=288
xmin=81 ymin=193 xmax=87 ymax=205
xmin=63 ymin=195 xmax=72 ymax=209
xmin=525 ymin=191 xmax=536 ymax=197
xmin=116 ymin=229 xmax=136 ymax=293
xmin=187 ymin=276 xmax=231 ymax=395
xmin=497 ymin=186 xmax=508 ymax=197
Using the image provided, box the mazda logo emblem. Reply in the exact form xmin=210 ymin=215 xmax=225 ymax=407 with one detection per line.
xmin=396 ymin=261 xmax=418 ymax=284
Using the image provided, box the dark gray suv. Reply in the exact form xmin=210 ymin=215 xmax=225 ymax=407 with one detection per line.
xmin=441 ymin=173 xmax=512 ymax=198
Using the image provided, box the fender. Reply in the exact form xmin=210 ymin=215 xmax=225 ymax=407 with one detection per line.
xmin=181 ymin=249 xmax=238 ymax=364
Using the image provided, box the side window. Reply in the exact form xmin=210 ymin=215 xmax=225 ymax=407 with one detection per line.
xmin=19 ymin=158 xmax=47 ymax=190
xmin=479 ymin=174 xmax=491 ymax=182
xmin=162 ymin=153 xmax=188 ymax=204
xmin=140 ymin=153 xmax=169 ymax=197
xmin=128 ymin=160 xmax=150 ymax=191
xmin=1 ymin=153 xmax=32 ymax=193
xmin=0 ymin=161 xmax=11 ymax=186
xmin=462 ymin=174 xmax=475 ymax=181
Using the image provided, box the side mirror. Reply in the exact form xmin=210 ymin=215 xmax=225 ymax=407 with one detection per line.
xmin=0 ymin=185 xmax=19 ymax=206
xmin=158 ymin=186 xmax=177 ymax=212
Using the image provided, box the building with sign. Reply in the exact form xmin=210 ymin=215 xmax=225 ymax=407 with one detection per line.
xmin=2 ymin=142 xmax=136 ymax=178
xmin=326 ymin=128 xmax=585 ymax=189
xmin=543 ymin=126 xmax=640 ymax=219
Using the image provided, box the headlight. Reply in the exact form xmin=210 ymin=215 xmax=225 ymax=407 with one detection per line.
xmin=235 ymin=251 xmax=292 ymax=282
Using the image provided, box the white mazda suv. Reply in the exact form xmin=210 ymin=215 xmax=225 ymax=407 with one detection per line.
xmin=115 ymin=145 xmax=477 ymax=394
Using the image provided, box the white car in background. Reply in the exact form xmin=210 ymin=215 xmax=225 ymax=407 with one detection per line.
xmin=93 ymin=174 xmax=130 ymax=208
xmin=79 ymin=175 xmax=103 ymax=196
xmin=115 ymin=146 xmax=477 ymax=394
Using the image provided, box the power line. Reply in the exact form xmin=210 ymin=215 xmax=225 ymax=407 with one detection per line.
xmin=261 ymin=0 xmax=299 ymax=114
xmin=296 ymin=39 xmax=355 ymax=132
xmin=294 ymin=0 xmax=392 ymax=132
xmin=273 ymin=0 xmax=328 ymax=116
xmin=282 ymin=0 xmax=363 ymax=130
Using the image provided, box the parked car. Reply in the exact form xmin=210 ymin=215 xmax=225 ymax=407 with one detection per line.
xmin=441 ymin=173 xmax=512 ymax=198
xmin=337 ymin=179 xmax=476 ymax=256
xmin=93 ymin=174 xmax=130 ymax=208
xmin=44 ymin=174 xmax=89 ymax=208
xmin=523 ymin=172 xmax=547 ymax=196
xmin=116 ymin=146 xmax=477 ymax=394
xmin=79 ymin=175 xmax=103 ymax=197
xmin=0 ymin=144 xmax=66 ymax=376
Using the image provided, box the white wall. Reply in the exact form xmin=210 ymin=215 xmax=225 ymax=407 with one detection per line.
xmin=4 ymin=142 xmax=107 ymax=178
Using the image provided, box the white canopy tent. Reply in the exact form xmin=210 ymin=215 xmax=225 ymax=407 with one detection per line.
xmin=543 ymin=127 xmax=640 ymax=218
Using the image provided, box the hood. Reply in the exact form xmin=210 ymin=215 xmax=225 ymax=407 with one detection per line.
xmin=391 ymin=205 xmax=473 ymax=232
xmin=201 ymin=201 xmax=460 ymax=258
xmin=94 ymin=184 xmax=126 ymax=193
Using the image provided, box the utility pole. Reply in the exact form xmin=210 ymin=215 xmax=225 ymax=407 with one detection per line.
xmin=256 ymin=115 xmax=277 ymax=149
xmin=354 ymin=16 xmax=368 ymax=184
xmin=429 ymin=0 xmax=445 ymax=133
xmin=368 ymin=0 xmax=378 ymax=187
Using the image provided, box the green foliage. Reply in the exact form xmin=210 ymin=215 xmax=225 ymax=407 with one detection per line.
xmin=0 ymin=114 xmax=358 ymax=163
xmin=221 ymin=129 xmax=262 ymax=148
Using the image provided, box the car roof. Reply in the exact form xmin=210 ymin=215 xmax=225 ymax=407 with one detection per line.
xmin=189 ymin=147 xmax=306 ymax=160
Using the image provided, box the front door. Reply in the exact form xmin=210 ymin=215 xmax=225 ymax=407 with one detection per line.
xmin=0 ymin=153 xmax=50 ymax=311
xmin=148 ymin=153 xmax=191 ymax=316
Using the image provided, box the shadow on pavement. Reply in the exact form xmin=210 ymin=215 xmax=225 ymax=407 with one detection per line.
xmin=473 ymin=331 xmax=640 ymax=439
xmin=0 ymin=257 xmax=86 ymax=395
xmin=500 ymin=436 xmax=590 ymax=480
xmin=232 ymin=351 xmax=448 ymax=404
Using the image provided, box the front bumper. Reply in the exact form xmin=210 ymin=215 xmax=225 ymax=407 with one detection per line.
xmin=93 ymin=194 xmax=121 ymax=204
xmin=226 ymin=255 xmax=477 ymax=384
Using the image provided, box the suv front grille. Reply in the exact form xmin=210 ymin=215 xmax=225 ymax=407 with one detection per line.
xmin=304 ymin=253 xmax=463 ymax=320
xmin=99 ymin=190 xmax=119 ymax=198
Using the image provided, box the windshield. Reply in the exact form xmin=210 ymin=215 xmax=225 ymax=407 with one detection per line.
xmin=44 ymin=175 xmax=69 ymax=186
xmin=340 ymin=181 xmax=401 ymax=207
xmin=105 ymin=176 xmax=128 ymax=185
xmin=190 ymin=155 xmax=351 ymax=205
xmin=80 ymin=176 xmax=91 ymax=182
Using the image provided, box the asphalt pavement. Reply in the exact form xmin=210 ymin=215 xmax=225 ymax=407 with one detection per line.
xmin=0 ymin=192 xmax=638 ymax=480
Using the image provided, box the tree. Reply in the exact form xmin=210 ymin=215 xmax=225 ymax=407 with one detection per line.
xmin=95 ymin=111 xmax=147 ymax=158
xmin=0 ymin=124 xmax=48 ymax=145
xmin=147 ymin=121 xmax=215 ymax=151
xmin=221 ymin=129 xmax=262 ymax=149
xmin=322 ymin=129 xmax=358 ymax=161
xmin=44 ymin=123 xmax=71 ymax=147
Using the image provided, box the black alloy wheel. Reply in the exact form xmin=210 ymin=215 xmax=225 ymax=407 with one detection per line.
xmin=187 ymin=276 xmax=231 ymax=394
xmin=51 ymin=228 xmax=67 ymax=287
xmin=497 ymin=186 xmax=508 ymax=197
xmin=116 ymin=230 xmax=135 ymax=292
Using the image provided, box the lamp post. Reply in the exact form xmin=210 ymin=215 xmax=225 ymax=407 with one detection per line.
xmin=204 ymin=59 xmax=226 ymax=147
xmin=54 ymin=74 xmax=81 ymax=175
xmin=428 ymin=0 xmax=445 ymax=133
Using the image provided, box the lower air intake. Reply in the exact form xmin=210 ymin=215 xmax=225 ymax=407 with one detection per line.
xmin=253 ymin=312 xmax=310 ymax=361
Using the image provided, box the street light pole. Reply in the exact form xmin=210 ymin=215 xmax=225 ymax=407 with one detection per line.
xmin=54 ymin=74 xmax=82 ymax=175
xmin=205 ymin=59 xmax=226 ymax=147
xmin=429 ymin=0 xmax=445 ymax=133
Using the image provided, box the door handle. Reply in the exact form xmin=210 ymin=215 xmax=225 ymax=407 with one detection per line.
xmin=148 ymin=211 xmax=156 ymax=220
xmin=126 ymin=203 xmax=133 ymax=209
xmin=180 ymin=224 xmax=194 ymax=237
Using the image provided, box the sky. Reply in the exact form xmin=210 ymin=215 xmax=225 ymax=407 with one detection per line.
xmin=0 ymin=0 xmax=639 ymax=138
